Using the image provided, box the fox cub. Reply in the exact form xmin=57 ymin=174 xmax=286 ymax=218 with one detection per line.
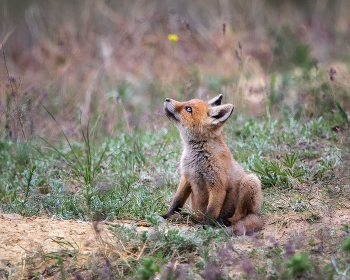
xmin=162 ymin=94 xmax=263 ymax=234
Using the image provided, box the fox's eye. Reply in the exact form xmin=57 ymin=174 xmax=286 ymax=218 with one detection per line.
xmin=185 ymin=106 xmax=192 ymax=113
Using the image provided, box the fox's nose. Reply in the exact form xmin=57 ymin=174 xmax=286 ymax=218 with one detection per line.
xmin=165 ymin=98 xmax=171 ymax=102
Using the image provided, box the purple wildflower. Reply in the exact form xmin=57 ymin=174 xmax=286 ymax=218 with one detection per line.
xmin=75 ymin=272 xmax=83 ymax=280
xmin=242 ymin=258 xmax=256 ymax=275
xmin=266 ymin=235 xmax=280 ymax=248
xmin=284 ymin=239 xmax=295 ymax=258
xmin=160 ymin=264 xmax=189 ymax=280
xmin=329 ymin=67 xmax=336 ymax=81
xmin=200 ymin=263 xmax=223 ymax=280
xmin=217 ymin=245 xmax=234 ymax=266
xmin=97 ymin=258 xmax=111 ymax=280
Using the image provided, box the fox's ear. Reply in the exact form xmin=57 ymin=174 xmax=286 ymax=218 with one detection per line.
xmin=209 ymin=104 xmax=234 ymax=125
xmin=207 ymin=94 xmax=223 ymax=106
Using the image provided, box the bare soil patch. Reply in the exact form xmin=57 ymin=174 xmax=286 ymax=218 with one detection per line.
xmin=1 ymin=208 xmax=349 ymax=269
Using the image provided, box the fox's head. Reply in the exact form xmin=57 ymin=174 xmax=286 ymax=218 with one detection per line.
xmin=164 ymin=94 xmax=234 ymax=140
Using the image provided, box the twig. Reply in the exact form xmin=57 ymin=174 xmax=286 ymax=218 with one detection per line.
xmin=1 ymin=39 xmax=33 ymax=164
xmin=0 ymin=28 xmax=16 ymax=49
xmin=332 ymin=254 xmax=350 ymax=279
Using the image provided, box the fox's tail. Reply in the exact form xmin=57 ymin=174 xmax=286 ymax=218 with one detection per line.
xmin=229 ymin=214 xmax=263 ymax=235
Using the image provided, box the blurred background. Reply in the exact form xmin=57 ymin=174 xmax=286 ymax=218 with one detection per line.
xmin=1 ymin=0 xmax=350 ymax=140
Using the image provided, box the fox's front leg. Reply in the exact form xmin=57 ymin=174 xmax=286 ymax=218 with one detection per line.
xmin=162 ymin=175 xmax=191 ymax=219
xmin=202 ymin=189 xmax=226 ymax=226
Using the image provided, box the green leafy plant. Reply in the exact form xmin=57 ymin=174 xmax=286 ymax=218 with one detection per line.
xmin=271 ymin=24 xmax=315 ymax=71
xmin=41 ymin=106 xmax=113 ymax=185
xmin=137 ymin=257 xmax=160 ymax=280
xmin=342 ymin=236 xmax=350 ymax=252
xmin=17 ymin=164 xmax=38 ymax=215
xmin=285 ymin=253 xmax=312 ymax=278
xmin=335 ymin=101 xmax=348 ymax=124
xmin=251 ymin=153 xmax=305 ymax=189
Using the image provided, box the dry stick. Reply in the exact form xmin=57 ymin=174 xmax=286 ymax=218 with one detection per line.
xmin=331 ymin=254 xmax=350 ymax=278
xmin=136 ymin=242 xmax=147 ymax=260
xmin=118 ymin=239 xmax=132 ymax=268
xmin=0 ymin=41 xmax=14 ymax=94
xmin=1 ymin=40 xmax=33 ymax=164
xmin=1 ymin=40 xmax=13 ymax=138
xmin=222 ymin=22 xmax=229 ymax=103
xmin=0 ymin=28 xmax=16 ymax=48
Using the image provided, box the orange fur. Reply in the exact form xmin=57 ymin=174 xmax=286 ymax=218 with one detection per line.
xmin=162 ymin=95 xmax=263 ymax=234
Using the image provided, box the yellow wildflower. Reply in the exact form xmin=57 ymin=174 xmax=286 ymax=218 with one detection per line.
xmin=167 ymin=34 xmax=178 ymax=42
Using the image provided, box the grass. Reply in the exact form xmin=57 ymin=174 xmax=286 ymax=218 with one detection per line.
xmin=0 ymin=108 xmax=349 ymax=279
xmin=0 ymin=112 xmax=344 ymax=220
xmin=1 ymin=1 xmax=350 ymax=278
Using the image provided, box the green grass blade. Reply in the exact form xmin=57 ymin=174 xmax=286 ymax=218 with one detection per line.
xmin=42 ymin=104 xmax=84 ymax=174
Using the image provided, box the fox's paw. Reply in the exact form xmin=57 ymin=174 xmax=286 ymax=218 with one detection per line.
xmin=202 ymin=217 xmax=217 ymax=227
xmin=202 ymin=217 xmax=231 ymax=228
xmin=216 ymin=218 xmax=231 ymax=227
xmin=161 ymin=213 xmax=172 ymax=219
xmin=162 ymin=212 xmax=183 ymax=220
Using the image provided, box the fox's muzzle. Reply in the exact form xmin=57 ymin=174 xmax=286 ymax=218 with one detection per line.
xmin=164 ymin=98 xmax=180 ymax=122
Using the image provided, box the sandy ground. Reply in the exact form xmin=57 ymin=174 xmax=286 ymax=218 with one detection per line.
xmin=0 ymin=214 xmax=149 ymax=267
xmin=1 ymin=208 xmax=349 ymax=270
